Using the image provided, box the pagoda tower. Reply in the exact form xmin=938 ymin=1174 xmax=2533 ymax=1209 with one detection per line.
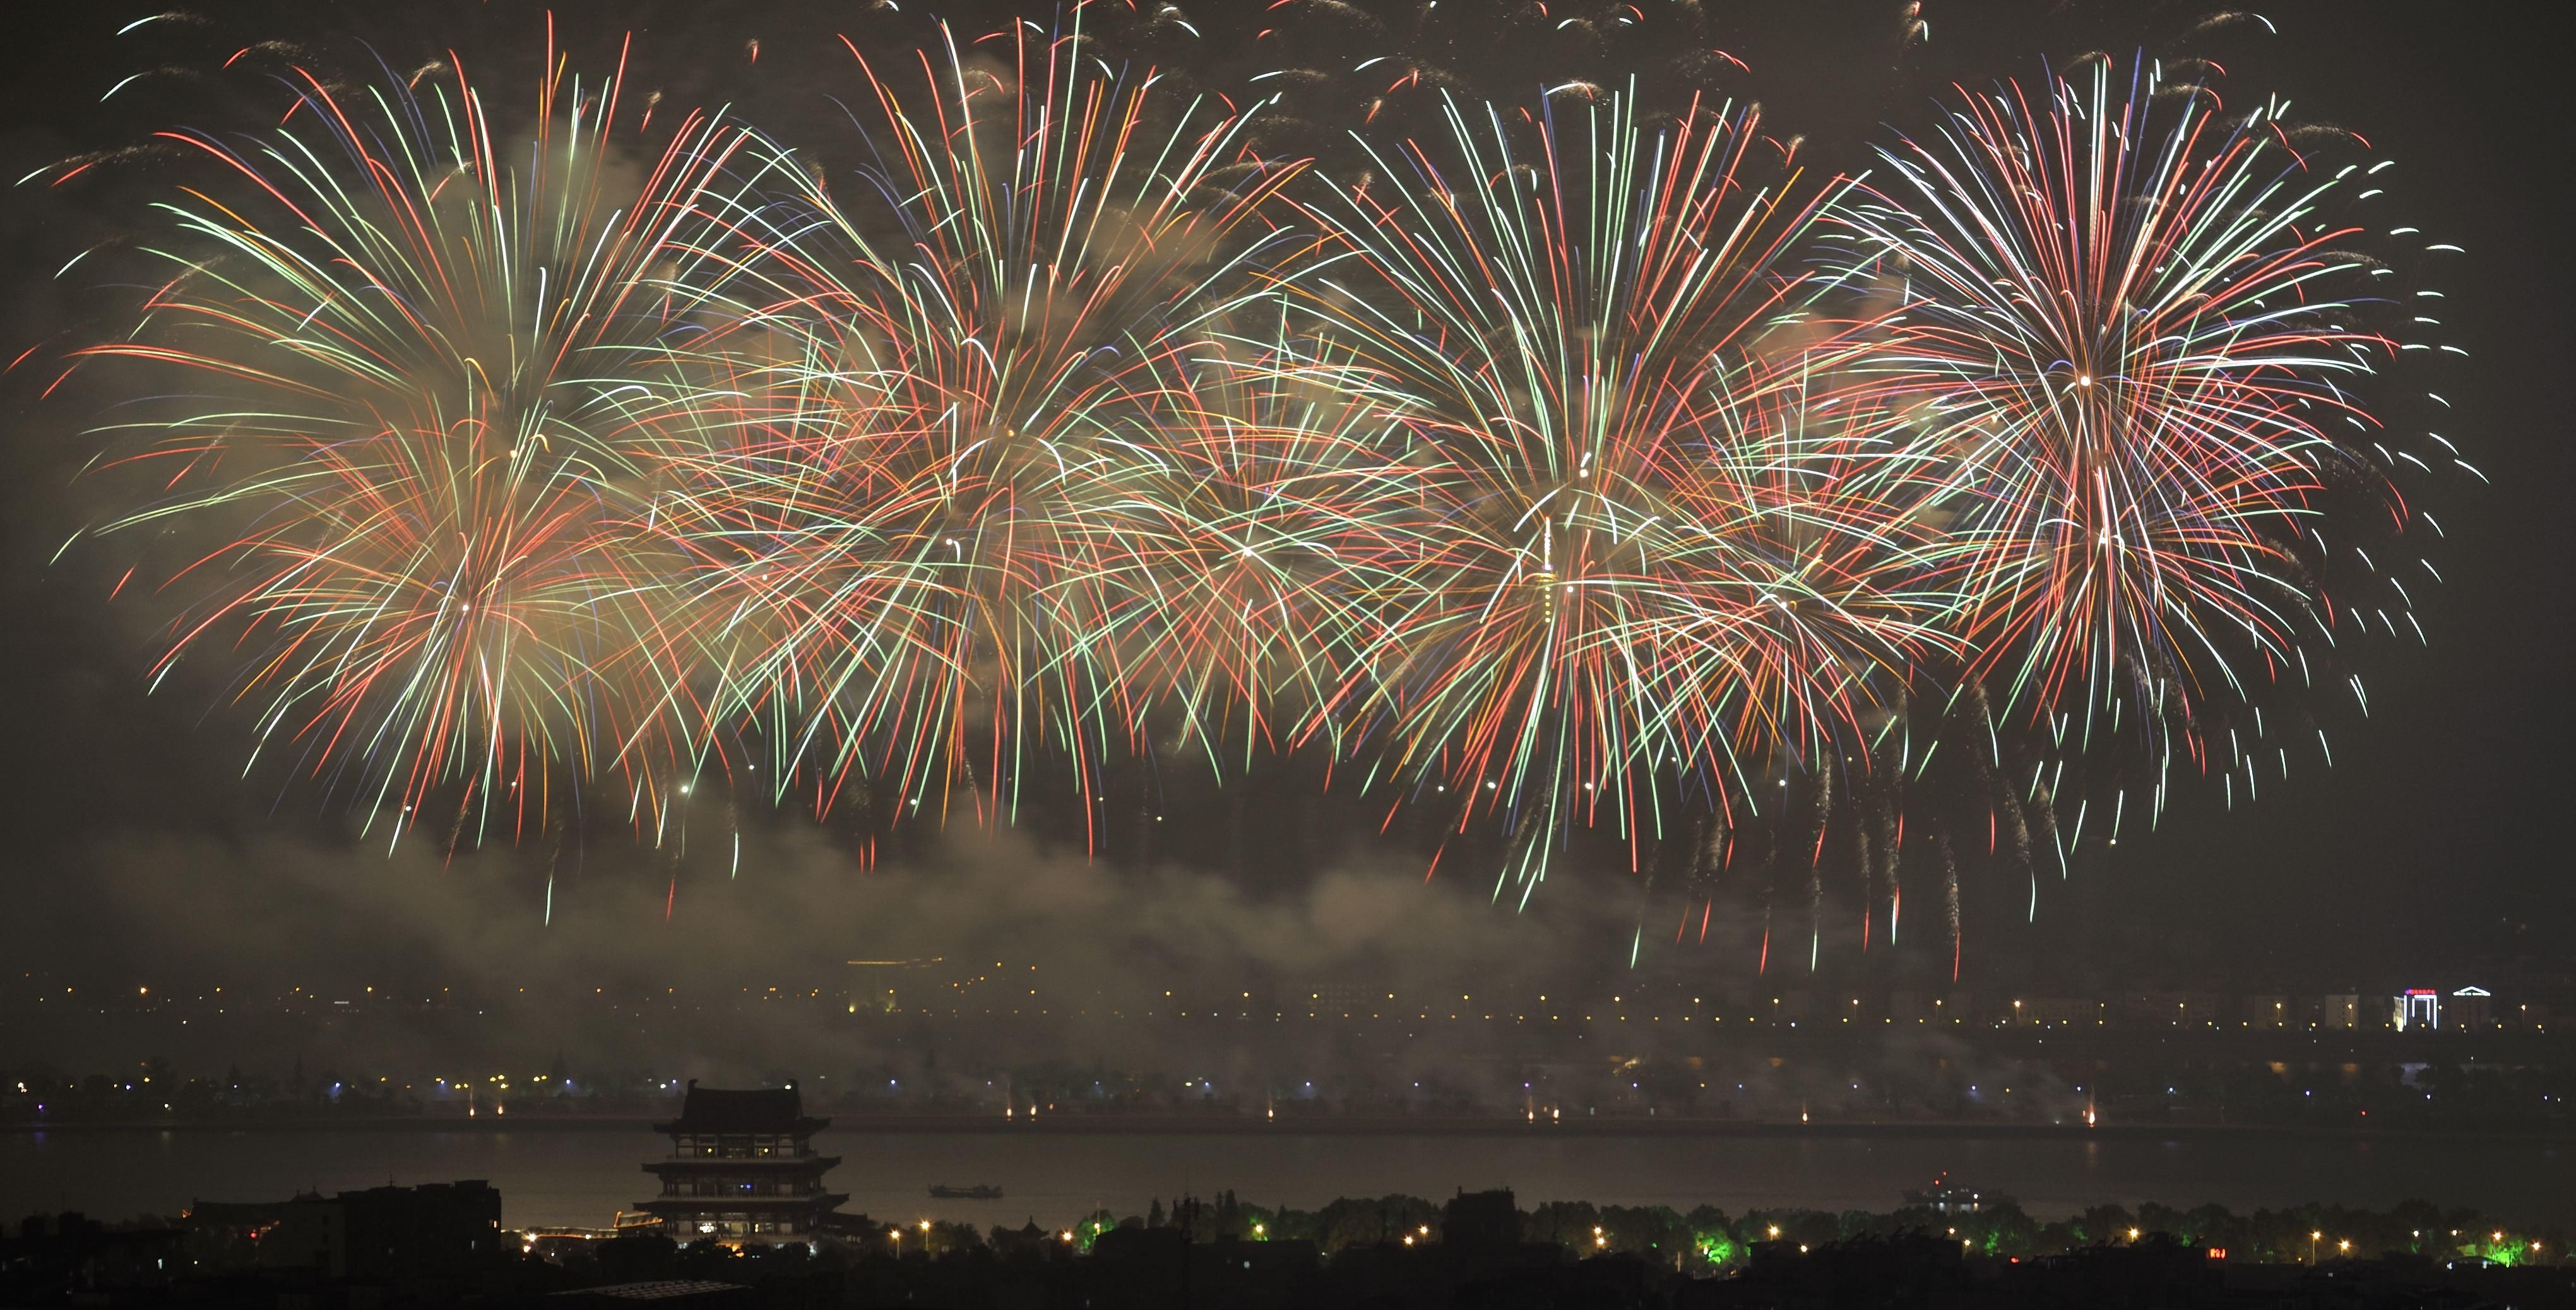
xmin=639 ymin=1081 xmax=848 ymax=1244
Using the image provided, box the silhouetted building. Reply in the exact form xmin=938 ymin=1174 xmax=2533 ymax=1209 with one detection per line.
xmin=180 ymin=1198 xmax=290 ymax=1270
xmin=273 ymin=1179 xmax=504 ymax=1278
xmin=177 ymin=1181 xmax=503 ymax=1279
xmin=1682 ymin=1235 xmax=1969 ymax=1310
xmin=639 ymin=1081 xmax=846 ymax=1246
xmin=1091 ymin=1225 xmax=1321 ymax=1310
xmin=1443 ymin=1189 xmax=1521 ymax=1249
xmin=1995 ymin=1234 xmax=2220 ymax=1308
xmin=1 ymin=1213 xmax=188 ymax=1299
xmin=342 ymin=1180 xmax=507 ymax=1280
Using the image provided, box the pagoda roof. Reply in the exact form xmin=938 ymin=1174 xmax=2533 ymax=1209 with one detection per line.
xmin=652 ymin=1081 xmax=829 ymax=1135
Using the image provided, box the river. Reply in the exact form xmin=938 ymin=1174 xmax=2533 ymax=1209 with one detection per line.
xmin=4 ymin=1126 xmax=2565 ymax=1230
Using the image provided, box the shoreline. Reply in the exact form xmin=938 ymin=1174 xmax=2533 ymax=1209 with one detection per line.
xmin=8 ymin=1115 xmax=2570 ymax=1143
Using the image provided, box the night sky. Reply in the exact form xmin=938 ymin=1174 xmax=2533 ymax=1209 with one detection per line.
xmin=0 ymin=0 xmax=2565 ymax=1000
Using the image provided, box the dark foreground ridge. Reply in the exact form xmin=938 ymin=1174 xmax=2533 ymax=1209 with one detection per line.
xmin=8 ymin=1182 xmax=2574 ymax=1309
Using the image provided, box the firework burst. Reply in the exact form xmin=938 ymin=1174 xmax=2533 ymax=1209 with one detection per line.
xmin=1279 ymin=85 xmax=1949 ymax=903
xmin=1825 ymin=57 xmax=2442 ymax=848
xmin=45 ymin=22 xmax=2468 ymax=963
xmin=669 ymin=14 xmax=1313 ymax=835
xmin=64 ymin=40 xmax=766 ymax=846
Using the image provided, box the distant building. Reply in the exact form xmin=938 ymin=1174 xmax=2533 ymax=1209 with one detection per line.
xmin=2242 ymin=996 xmax=2289 ymax=1029
xmin=1901 ymin=1174 xmax=1981 ymax=1214
xmin=2450 ymin=986 xmax=2493 ymax=1029
xmin=638 ymin=1082 xmax=846 ymax=1246
xmin=2394 ymin=989 xmax=2442 ymax=1031
xmin=2316 ymin=994 xmax=2362 ymax=1029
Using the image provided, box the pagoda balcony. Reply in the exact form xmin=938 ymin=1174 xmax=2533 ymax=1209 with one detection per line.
xmin=635 ymin=1193 xmax=849 ymax=1215
xmin=644 ymin=1155 xmax=841 ymax=1174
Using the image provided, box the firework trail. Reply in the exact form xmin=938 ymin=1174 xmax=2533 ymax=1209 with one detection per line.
xmin=1937 ymin=831 xmax=1961 ymax=981
xmin=1804 ymin=763 xmax=1831 ymax=972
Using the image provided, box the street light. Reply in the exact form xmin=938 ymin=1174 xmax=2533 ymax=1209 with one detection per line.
xmin=2310 ymin=1231 xmax=2322 ymax=1264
